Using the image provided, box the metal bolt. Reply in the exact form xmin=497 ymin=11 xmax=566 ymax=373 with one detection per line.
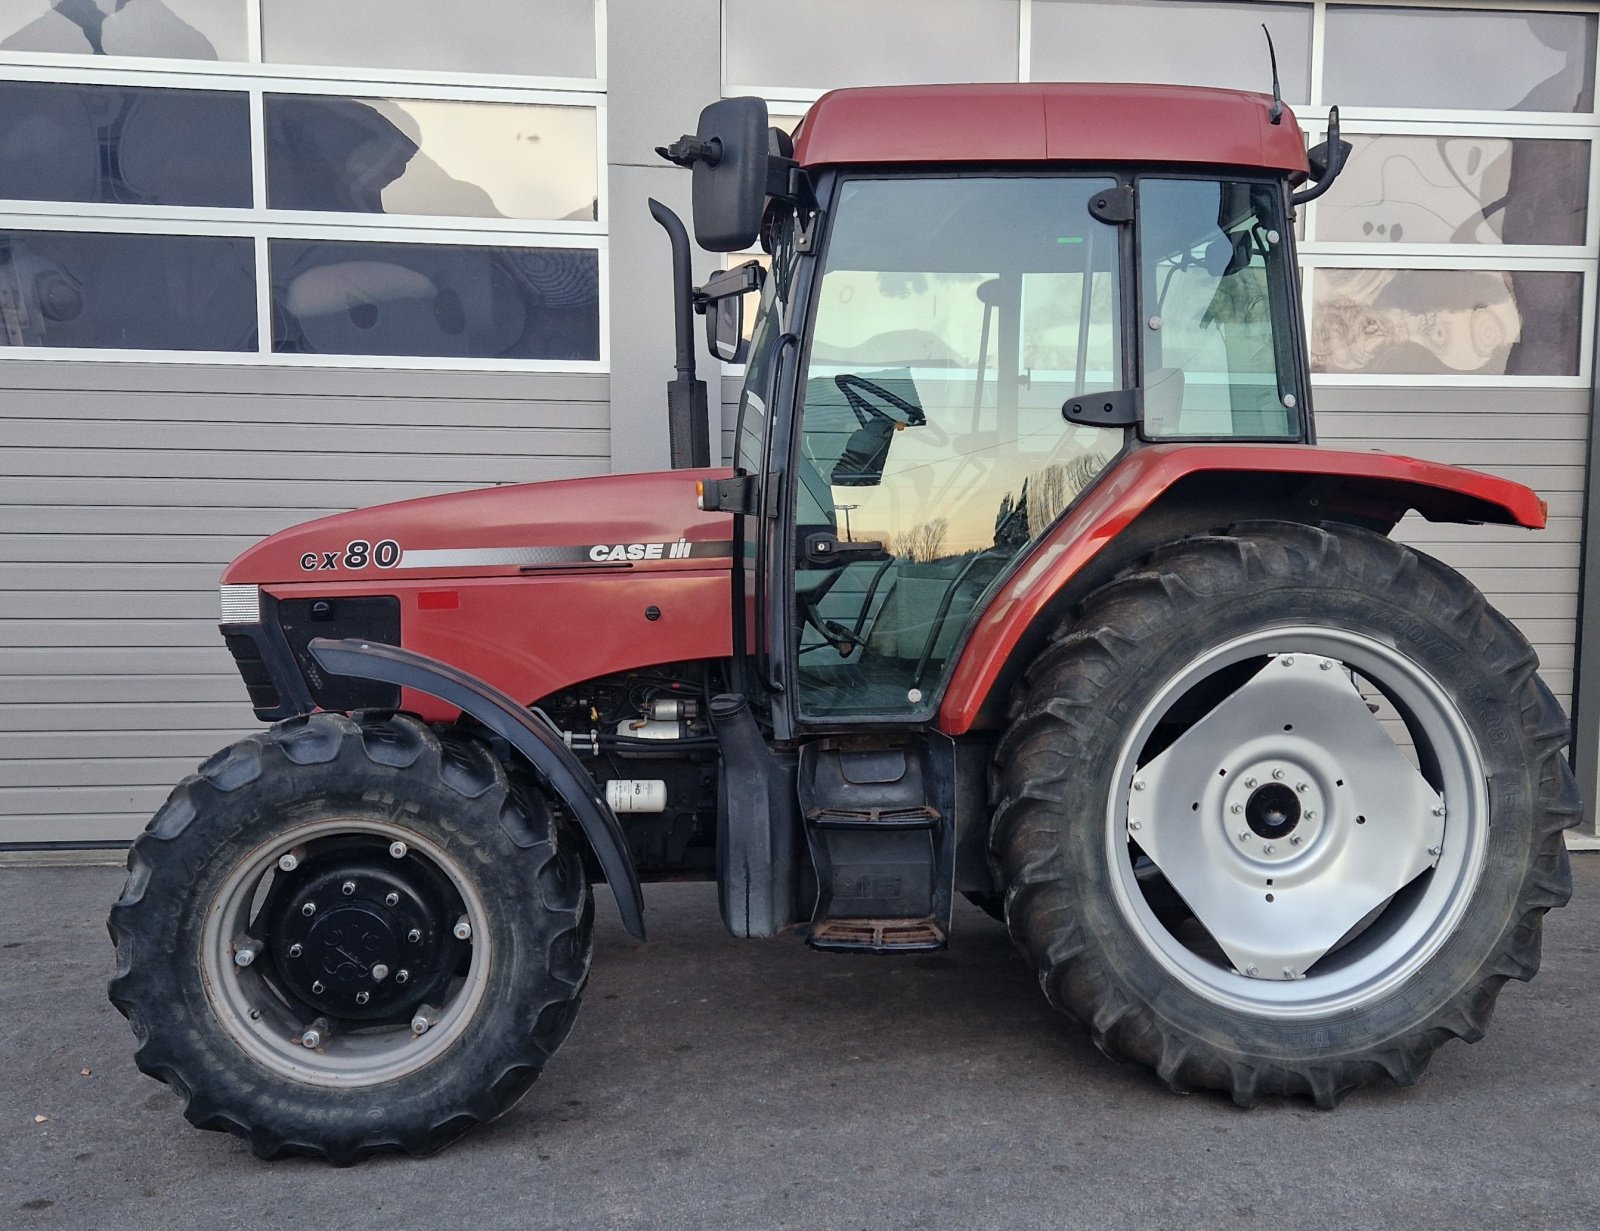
xmin=341 ymin=879 xmax=357 ymax=896
xmin=1282 ymin=967 xmax=1296 ymax=979
xmin=1244 ymin=777 xmax=1258 ymax=789
xmin=1429 ymin=845 xmax=1442 ymax=857
xmin=1305 ymin=810 xmax=1317 ymax=821
xmin=277 ymin=852 xmax=299 ymax=873
xmin=1263 ymin=844 xmax=1275 ymax=855
xmin=232 ymin=939 xmax=261 ymax=968
xmin=411 ymin=1010 xmax=433 ymax=1036
xmin=1244 ymin=964 xmax=1259 ymax=977
xmin=1238 ymin=831 xmax=1251 ymax=842
xmin=1129 ymin=820 xmax=1142 ymax=831
xmin=388 ymin=841 xmax=408 ymax=859
xmin=1290 ymin=835 xmax=1303 ymax=846
xmin=1282 ymin=656 xmax=1295 ymax=667
xmin=301 ymin=901 xmax=316 ymax=917
xmin=1272 ymin=768 xmax=1286 ymax=781
xmin=300 ymin=1028 xmax=322 ymax=1048
xmin=288 ymin=943 xmax=303 ymax=958
xmin=407 ymin=928 xmax=422 ymax=944
xmin=1133 ymin=779 xmax=1147 ymax=792
xmin=311 ymin=980 xmax=325 ymax=995
xmin=452 ymin=916 xmax=472 ymax=942
xmin=385 ymin=892 xmax=400 ymax=908
xmin=1231 ymin=803 xmax=1244 ymax=815
xmin=1296 ymin=782 xmax=1309 ymax=794
xmin=1319 ymin=659 xmax=1334 ymax=671
xmin=1433 ymin=804 xmax=1447 ymax=817
xmin=396 ymin=970 xmax=410 ymax=984
xmin=372 ymin=964 xmax=389 ymax=982
xmin=355 ymin=991 xmax=370 ymax=1006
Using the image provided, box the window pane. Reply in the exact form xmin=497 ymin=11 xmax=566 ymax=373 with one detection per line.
xmin=1311 ymin=269 xmax=1582 ymax=377
xmin=265 ymin=96 xmax=596 ymax=221
xmin=262 ymin=0 xmax=596 ymax=78
xmin=1139 ymin=179 xmax=1298 ymax=437
xmin=0 ymin=81 xmax=250 ymax=209
xmin=271 ymin=240 xmax=599 ymax=361
xmin=0 ymin=0 xmax=248 ymax=60
xmin=1316 ymin=135 xmax=1588 ymax=247
xmin=1324 ymin=8 xmax=1596 ymax=112
xmin=1033 ymin=2 xmax=1312 ymax=103
xmin=0 ymin=230 xmax=256 ymax=351
xmin=725 ymin=0 xmax=1019 ymax=89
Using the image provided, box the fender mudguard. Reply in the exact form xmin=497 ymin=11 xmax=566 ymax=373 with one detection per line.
xmin=938 ymin=443 xmax=1548 ymax=736
xmin=309 ymin=637 xmax=646 ymax=940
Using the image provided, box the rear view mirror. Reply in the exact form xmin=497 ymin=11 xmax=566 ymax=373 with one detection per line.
xmin=686 ymin=98 xmax=770 ymax=252
xmin=697 ymin=260 xmax=763 ymax=364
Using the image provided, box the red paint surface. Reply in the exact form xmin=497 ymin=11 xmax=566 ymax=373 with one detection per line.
xmin=937 ymin=443 xmax=1547 ymax=735
xmin=793 ymin=83 xmax=1310 ymax=175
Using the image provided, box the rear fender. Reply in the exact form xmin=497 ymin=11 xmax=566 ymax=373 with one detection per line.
xmin=938 ymin=443 xmax=1547 ymax=735
xmin=309 ymin=637 xmax=646 ymax=939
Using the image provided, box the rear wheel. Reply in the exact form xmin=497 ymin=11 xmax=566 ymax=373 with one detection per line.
xmin=108 ymin=712 xmax=593 ymax=1161
xmin=992 ymin=521 xmax=1576 ymax=1106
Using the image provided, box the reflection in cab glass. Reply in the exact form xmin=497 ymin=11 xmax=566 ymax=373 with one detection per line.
xmin=794 ymin=176 xmax=1123 ymax=719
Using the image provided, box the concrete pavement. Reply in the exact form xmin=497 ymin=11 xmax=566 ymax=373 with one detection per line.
xmin=1 ymin=856 xmax=1596 ymax=1231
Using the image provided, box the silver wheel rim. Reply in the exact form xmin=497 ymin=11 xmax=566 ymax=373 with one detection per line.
xmin=200 ymin=818 xmax=491 ymax=1086
xmin=1107 ymin=626 xmax=1488 ymax=1021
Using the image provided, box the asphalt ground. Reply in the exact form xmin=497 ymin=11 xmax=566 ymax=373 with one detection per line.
xmin=1 ymin=855 xmax=1596 ymax=1231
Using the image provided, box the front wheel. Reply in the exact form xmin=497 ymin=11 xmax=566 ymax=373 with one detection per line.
xmin=108 ymin=712 xmax=593 ymax=1162
xmin=992 ymin=521 xmax=1577 ymax=1106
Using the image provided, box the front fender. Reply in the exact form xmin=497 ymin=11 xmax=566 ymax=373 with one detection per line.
xmin=937 ymin=443 xmax=1546 ymax=735
xmin=309 ymin=637 xmax=646 ymax=940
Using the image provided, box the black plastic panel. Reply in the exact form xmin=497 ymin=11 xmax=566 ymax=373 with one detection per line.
xmin=277 ymin=596 xmax=401 ymax=711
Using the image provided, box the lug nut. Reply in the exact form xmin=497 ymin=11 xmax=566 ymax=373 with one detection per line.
xmin=1319 ymin=659 xmax=1333 ymax=671
xmin=1305 ymin=810 xmax=1317 ymax=821
xmin=385 ymin=892 xmax=400 ymax=908
xmin=1296 ymin=782 xmax=1309 ymax=794
xmin=300 ymin=1028 xmax=322 ymax=1048
xmin=1272 ymin=768 xmax=1285 ymax=781
xmin=288 ymin=943 xmax=303 ymax=958
xmin=355 ymin=991 xmax=370 ymax=1006
xmin=233 ymin=940 xmax=261 ymax=968
xmin=1244 ymin=964 xmax=1259 ymax=977
xmin=277 ymin=852 xmax=299 ymax=873
xmin=341 ymin=880 xmax=357 ymax=896
xmin=1429 ymin=844 xmax=1442 ymax=857
xmin=1290 ymin=835 xmax=1303 ymax=846
xmin=1263 ymin=844 xmax=1275 ymax=855
xmin=407 ymin=928 xmax=422 ymax=944
xmin=396 ymin=969 xmax=410 ymax=984
xmin=1133 ymin=779 xmax=1147 ymax=792
xmin=1433 ymin=805 xmax=1447 ymax=817
xmin=1283 ymin=967 xmax=1296 ymax=978
xmin=388 ymin=841 xmax=408 ymax=859
xmin=411 ymin=1009 xmax=434 ymax=1036
xmin=301 ymin=902 xmax=316 ymax=917
xmin=1238 ymin=831 xmax=1251 ymax=842
xmin=452 ymin=916 xmax=472 ymax=942
xmin=1244 ymin=778 xmax=1258 ymax=789
xmin=311 ymin=980 xmax=325 ymax=995
xmin=372 ymin=964 xmax=389 ymax=982
xmin=1129 ymin=820 xmax=1142 ymax=831
xmin=1281 ymin=656 xmax=1294 ymax=667
xmin=1230 ymin=803 xmax=1243 ymax=815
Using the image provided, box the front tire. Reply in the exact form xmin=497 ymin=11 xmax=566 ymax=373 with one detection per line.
xmin=992 ymin=521 xmax=1577 ymax=1106
xmin=108 ymin=712 xmax=593 ymax=1162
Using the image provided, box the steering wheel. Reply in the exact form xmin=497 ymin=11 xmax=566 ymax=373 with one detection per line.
xmin=834 ymin=373 xmax=949 ymax=448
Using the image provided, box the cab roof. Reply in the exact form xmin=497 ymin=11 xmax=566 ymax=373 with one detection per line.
xmin=791 ymin=83 xmax=1309 ymax=177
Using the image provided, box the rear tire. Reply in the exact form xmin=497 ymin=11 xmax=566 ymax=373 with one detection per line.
xmin=108 ymin=712 xmax=593 ymax=1162
xmin=991 ymin=521 xmax=1577 ymax=1106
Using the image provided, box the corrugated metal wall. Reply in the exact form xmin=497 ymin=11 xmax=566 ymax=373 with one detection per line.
xmin=0 ymin=363 xmax=610 ymax=843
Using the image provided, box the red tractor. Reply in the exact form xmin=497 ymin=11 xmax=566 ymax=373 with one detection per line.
xmin=109 ymin=82 xmax=1577 ymax=1162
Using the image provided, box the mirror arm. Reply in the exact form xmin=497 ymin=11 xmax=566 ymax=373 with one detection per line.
xmin=1290 ymin=104 xmax=1350 ymax=207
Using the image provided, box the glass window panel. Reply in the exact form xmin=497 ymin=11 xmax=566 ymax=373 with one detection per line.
xmin=1316 ymin=135 xmax=1589 ymax=247
xmin=0 ymin=0 xmax=248 ymax=60
xmin=0 ymin=81 xmax=250 ymax=208
xmin=271 ymin=240 xmax=599 ymax=361
xmin=265 ymin=96 xmax=597 ymax=222
xmin=725 ymin=0 xmax=1019 ymax=89
xmin=1032 ymin=2 xmax=1312 ymax=103
xmin=0 ymin=230 xmax=256 ymax=351
xmin=1311 ymin=269 xmax=1582 ymax=377
xmin=262 ymin=0 xmax=596 ymax=78
xmin=1324 ymin=8 xmax=1596 ymax=112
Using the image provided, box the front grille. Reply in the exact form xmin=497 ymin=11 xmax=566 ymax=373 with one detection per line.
xmin=277 ymin=596 xmax=402 ymax=712
xmin=223 ymin=632 xmax=282 ymax=714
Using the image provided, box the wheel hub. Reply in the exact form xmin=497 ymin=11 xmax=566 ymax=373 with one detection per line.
xmin=265 ymin=845 xmax=459 ymax=1021
xmin=1245 ymin=782 xmax=1300 ymax=838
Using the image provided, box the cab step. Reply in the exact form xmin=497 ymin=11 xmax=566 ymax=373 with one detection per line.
xmin=808 ymin=917 xmax=946 ymax=953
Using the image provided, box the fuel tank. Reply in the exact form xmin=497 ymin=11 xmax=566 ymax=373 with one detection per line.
xmin=224 ymin=469 xmax=737 ymax=720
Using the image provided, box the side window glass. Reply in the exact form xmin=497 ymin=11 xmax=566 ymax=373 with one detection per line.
xmin=1139 ymin=178 xmax=1297 ymax=438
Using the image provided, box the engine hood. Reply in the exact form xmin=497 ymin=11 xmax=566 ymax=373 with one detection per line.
xmin=224 ymin=468 xmax=737 ymax=585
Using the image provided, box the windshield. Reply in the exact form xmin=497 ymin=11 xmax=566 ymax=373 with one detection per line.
xmin=1138 ymin=178 xmax=1300 ymax=438
xmin=793 ymin=175 xmax=1125 ymax=720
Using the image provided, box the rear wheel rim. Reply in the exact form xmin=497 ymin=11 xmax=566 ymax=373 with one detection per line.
xmin=200 ymin=818 xmax=492 ymax=1086
xmin=1107 ymin=626 xmax=1488 ymax=1021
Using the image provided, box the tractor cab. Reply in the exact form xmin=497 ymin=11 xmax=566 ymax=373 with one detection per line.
xmin=665 ymin=85 xmax=1336 ymax=736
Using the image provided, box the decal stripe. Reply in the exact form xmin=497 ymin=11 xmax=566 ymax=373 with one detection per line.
xmin=397 ymin=541 xmax=736 ymax=569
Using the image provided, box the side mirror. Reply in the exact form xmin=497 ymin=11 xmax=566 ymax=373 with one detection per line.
xmin=1291 ymin=104 xmax=1352 ymax=207
xmin=656 ymin=98 xmax=770 ymax=252
xmin=698 ymin=260 xmax=764 ymax=364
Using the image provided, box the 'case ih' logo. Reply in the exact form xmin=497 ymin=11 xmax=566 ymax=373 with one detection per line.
xmin=588 ymin=540 xmax=695 ymax=562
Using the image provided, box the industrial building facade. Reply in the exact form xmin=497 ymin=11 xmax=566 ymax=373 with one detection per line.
xmin=1 ymin=0 xmax=1597 ymax=843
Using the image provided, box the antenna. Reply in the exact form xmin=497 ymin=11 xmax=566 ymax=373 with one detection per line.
xmin=1262 ymin=24 xmax=1284 ymax=125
